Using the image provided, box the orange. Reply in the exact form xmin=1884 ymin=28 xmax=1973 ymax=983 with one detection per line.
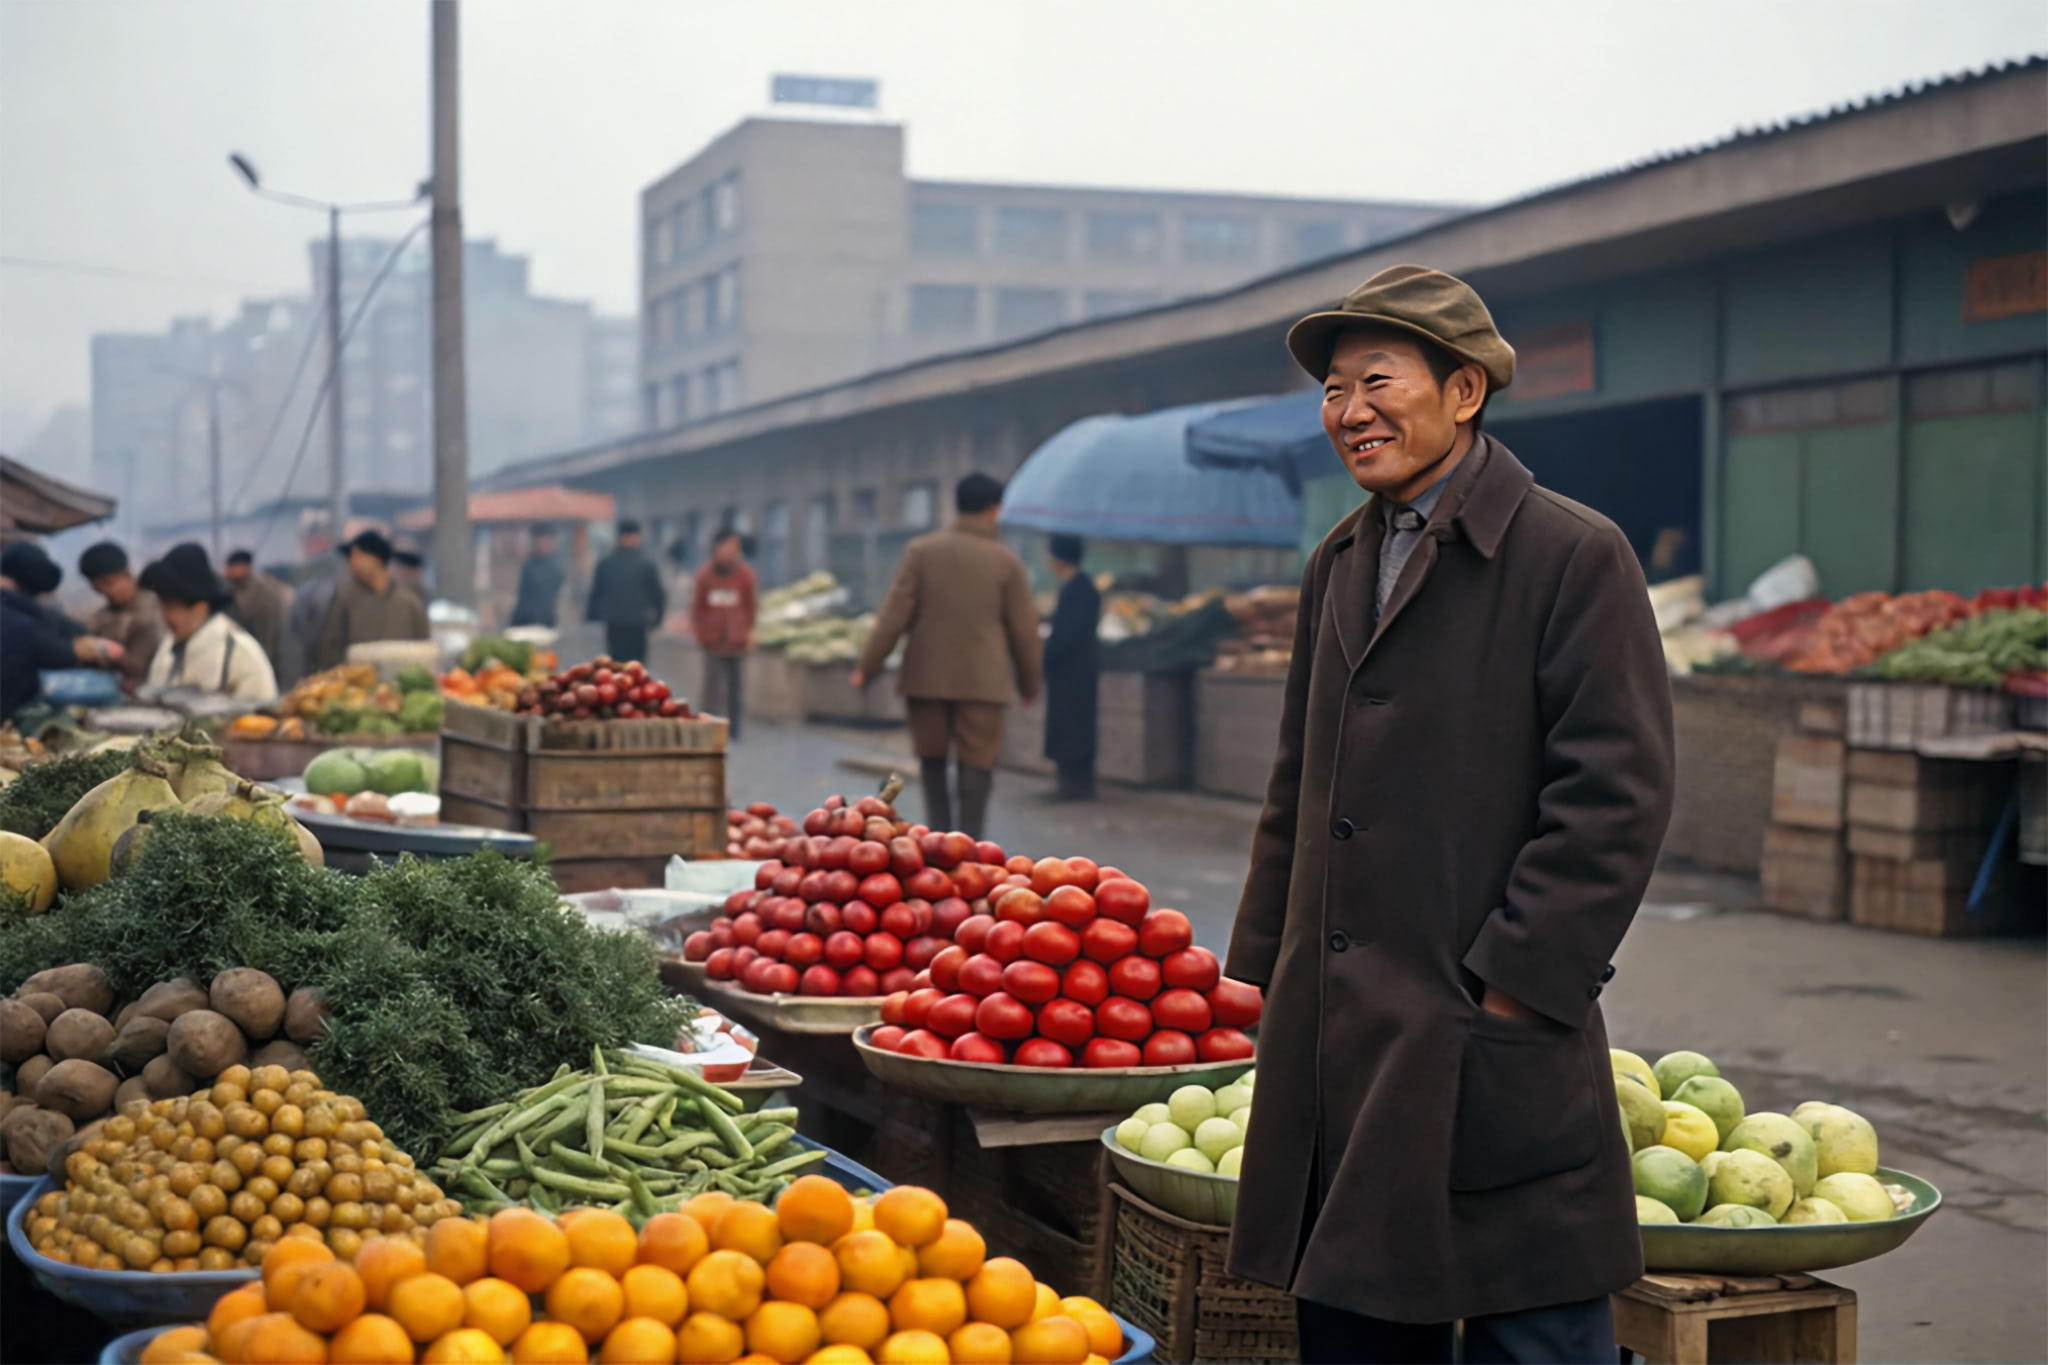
xmin=597 ymin=1318 xmax=677 ymax=1365
xmin=1084 ymin=1357 xmax=1108 ymax=1365
xmin=869 ymin=1189 xmax=946 ymax=1249
xmin=330 ymin=1313 xmax=418 ymax=1365
xmin=1059 ymin=1298 xmax=1120 ymax=1358
xmin=264 ymin=1236 xmax=338 ymax=1308
xmin=427 ymin=1218 xmax=491 ymax=1286
xmin=214 ymin=1313 xmax=268 ymax=1365
xmin=681 ymin=1191 xmax=737 ymax=1235
xmin=676 ymin=1311 xmax=745 ymax=1364
xmin=964 ymin=1259 xmax=1036 ymax=1330
xmin=712 ymin=1201 xmax=784 ymax=1265
xmin=292 ymin=1260 xmax=368 ymax=1333
xmin=207 ymin=1282 xmax=271 ymax=1350
xmin=242 ymin=1312 xmax=329 ymax=1365
xmin=1030 ymin=1284 xmax=1060 ymax=1323
xmin=875 ymin=1330 xmax=948 ymax=1365
xmin=358 ymin=1236 xmax=430 ymax=1311
xmin=686 ymin=1248 xmax=766 ymax=1321
xmin=816 ymin=1291 xmax=890 ymax=1351
xmin=423 ymin=1327 xmax=509 ymax=1363
xmin=464 ymin=1277 xmax=535 ymax=1347
xmin=947 ymin=1322 xmax=1014 ymax=1365
xmin=139 ymin=1327 xmax=210 ymax=1364
xmin=914 ymin=1220 xmax=984 ymax=1281
xmin=390 ymin=1273 xmax=470 ymax=1344
xmin=831 ymin=1232 xmax=905 ymax=1300
xmin=636 ymin=1212 xmax=709 ymax=1277
xmin=775 ymin=1176 xmax=854 ymax=1246
xmin=847 ymin=1201 xmax=875 ymax=1235
xmin=619 ymin=1264 xmax=689 ymax=1327
xmin=805 ymin=1349 xmax=874 ymax=1365
xmin=489 ymin=1209 xmax=572 ymax=1295
xmin=547 ymin=1266 xmax=626 ymax=1345
xmin=744 ymin=1301 xmax=821 ymax=1364
xmin=1010 ymin=1315 xmax=1089 ymax=1365
xmin=887 ymin=1278 xmax=965 ymax=1338
xmin=509 ymin=1321 xmax=590 ymax=1364
xmin=564 ymin=1210 xmax=638 ymax=1278
xmin=765 ymin=1242 xmax=841 ymax=1310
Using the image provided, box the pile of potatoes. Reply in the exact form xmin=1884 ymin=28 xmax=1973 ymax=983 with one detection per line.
xmin=0 ymin=963 xmax=329 ymax=1178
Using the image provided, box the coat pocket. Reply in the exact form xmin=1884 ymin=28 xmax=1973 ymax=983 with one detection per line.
xmin=1448 ymin=1010 xmax=1601 ymax=1193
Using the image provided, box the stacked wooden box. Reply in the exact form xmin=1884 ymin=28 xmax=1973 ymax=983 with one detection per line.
xmin=1759 ymin=701 xmax=1851 ymax=921
xmin=437 ymin=701 xmax=727 ymax=892
xmin=1842 ymin=749 xmax=2012 ymax=936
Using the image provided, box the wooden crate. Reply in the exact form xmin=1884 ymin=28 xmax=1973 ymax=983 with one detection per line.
xmin=1848 ymin=852 xmax=2031 ymax=937
xmin=946 ymin=1112 xmax=1116 ymax=1302
xmin=439 ymin=793 xmax=722 ymax=861
xmin=1665 ymin=674 xmax=1849 ymax=876
xmin=221 ymin=734 xmax=435 ymax=782
xmin=1846 ymin=824 xmax=1984 ymax=861
xmin=442 ymin=699 xmax=727 ymax=754
xmin=1108 ymin=1183 xmax=1298 ymax=1365
xmin=1797 ymin=699 xmax=1846 ymax=737
xmin=1099 ymin=672 xmax=1189 ymax=787
xmin=1847 ymin=682 xmax=2013 ymax=751
xmin=1844 ymin=751 xmax=2005 ymax=833
xmin=1770 ymin=736 xmax=1844 ymax=830
xmin=1613 ymin=1272 xmax=1854 ymax=1365
xmin=545 ymin=855 xmax=673 ymax=894
xmin=1195 ymin=669 xmax=1286 ymax=800
xmin=1758 ymin=823 xmax=1847 ymax=921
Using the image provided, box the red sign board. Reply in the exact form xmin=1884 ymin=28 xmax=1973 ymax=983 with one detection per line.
xmin=1962 ymin=251 xmax=2047 ymax=323
xmin=1509 ymin=322 xmax=1597 ymax=401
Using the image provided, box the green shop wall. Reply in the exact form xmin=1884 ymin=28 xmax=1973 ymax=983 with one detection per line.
xmin=1898 ymin=189 xmax=2048 ymax=369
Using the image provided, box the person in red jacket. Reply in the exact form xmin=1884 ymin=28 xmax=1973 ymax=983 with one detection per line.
xmin=691 ymin=528 xmax=758 ymax=739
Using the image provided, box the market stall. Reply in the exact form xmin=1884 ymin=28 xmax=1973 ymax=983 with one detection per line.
xmin=748 ymin=572 xmax=904 ymax=726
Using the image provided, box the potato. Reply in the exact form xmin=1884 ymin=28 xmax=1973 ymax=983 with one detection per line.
xmin=166 ymin=1010 xmax=246 ymax=1079
xmin=284 ymin=987 xmax=330 ymax=1044
xmin=18 ymin=991 xmax=67 ymax=1024
xmin=1 ymin=1104 xmax=72 ymax=1176
xmin=141 ymin=1054 xmax=196 ymax=1101
xmin=114 ymin=1075 xmax=151 ymax=1112
xmin=210 ymin=969 xmax=285 ymax=1042
xmin=0 ymin=1091 xmax=13 ymax=1126
xmin=14 ymin=1054 xmax=52 ymax=1095
xmin=34 ymin=1058 xmax=117 ymax=1122
xmin=131 ymin=977 xmax=209 ymax=1024
xmin=0 ymin=998 xmax=45 ymax=1064
xmin=45 ymin=1008 xmax=115 ymax=1064
xmin=249 ymin=1040 xmax=308 ymax=1074
xmin=105 ymin=1014 xmax=171 ymax=1073
xmin=114 ymin=1001 xmax=136 ymax=1030
xmin=15 ymin=964 xmax=113 ymax=1017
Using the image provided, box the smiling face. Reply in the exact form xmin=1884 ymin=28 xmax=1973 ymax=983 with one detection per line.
xmin=1321 ymin=329 xmax=1486 ymax=503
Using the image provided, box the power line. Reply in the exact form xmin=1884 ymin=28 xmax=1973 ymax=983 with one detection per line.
xmin=0 ymin=254 xmax=275 ymax=293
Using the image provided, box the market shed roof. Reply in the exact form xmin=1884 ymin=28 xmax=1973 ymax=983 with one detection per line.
xmin=0 ymin=454 xmax=116 ymax=537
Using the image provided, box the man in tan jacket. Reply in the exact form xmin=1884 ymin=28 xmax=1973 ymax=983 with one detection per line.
xmin=854 ymin=472 xmax=1042 ymax=839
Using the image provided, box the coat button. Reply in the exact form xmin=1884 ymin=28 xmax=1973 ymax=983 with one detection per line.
xmin=1331 ymin=818 xmax=1355 ymax=840
xmin=1587 ymin=984 xmax=1603 ymax=1000
xmin=1329 ymin=931 xmax=1349 ymax=952
xmin=1601 ymin=964 xmax=1617 ymax=983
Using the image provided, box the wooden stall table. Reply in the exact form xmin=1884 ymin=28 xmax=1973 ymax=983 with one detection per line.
xmin=1614 ymin=1272 xmax=1856 ymax=1365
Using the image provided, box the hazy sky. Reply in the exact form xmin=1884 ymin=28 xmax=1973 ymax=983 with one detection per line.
xmin=3 ymin=0 xmax=2043 ymax=447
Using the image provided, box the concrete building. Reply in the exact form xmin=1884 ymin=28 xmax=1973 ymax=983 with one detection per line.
xmin=636 ymin=116 xmax=1458 ymax=427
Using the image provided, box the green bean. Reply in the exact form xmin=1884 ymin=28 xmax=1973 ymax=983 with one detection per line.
xmin=655 ymin=1096 xmax=679 ymax=1138
xmin=754 ymin=1148 xmax=830 ymax=1180
xmin=592 ymin=1045 xmax=609 ymax=1077
xmin=449 ymin=1100 xmax=513 ymax=1126
xmin=529 ymin=1166 xmax=633 ymax=1200
xmin=464 ymin=1075 xmax=584 ymax=1159
xmin=618 ymin=1094 xmax=664 ymax=1148
xmin=741 ymin=1108 xmax=799 ymax=1131
xmin=748 ymin=1127 xmax=795 ymax=1160
xmin=530 ymin=1184 xmax=563 ymax=1216
xmin=588 ymin=1076 xmax=607 ymax=1161
xmin=459 ymin=1169 xmax=514 ymax=1206
xmin=695 ymin=1097 xmax=753 ymax=1160
xmin=606 ymin=1052 xmax=745 ymax=1113
xmin=606 ymin=1132 xmax=716 ymax=1164
xmin=626 ymin=1170 xmax=658 ymax=1219
xmin=533 ymin=1095 xmax=591 ymax=1149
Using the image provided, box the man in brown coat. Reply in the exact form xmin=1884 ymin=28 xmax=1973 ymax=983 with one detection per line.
xmin=1224 ymin=266 xmax=1674 ymax=1364
xmin=77 ymin=541 xmax=161 ymax=691
xmin=314 ymin=530 xmax=430 ymax=672
xmin=223 ymin=550 xmax=296 ymax=682
xmin=853 ymin=472 xmax=1042 ymax=839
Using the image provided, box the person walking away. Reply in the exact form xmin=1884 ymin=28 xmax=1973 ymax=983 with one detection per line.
xmin=691 ymin=528 xmax=757 ymax=739
xmin=1041 ymin=534 xmax=1100 ymax=801
xmin=77 ymin=541 xmax=161 ymax=692
xmin=587 ymin=520 xmax=666 ymax=665
xmin=223 ymin=550 xmax=295 ymax=676
xmin=314 ymin=530 xmax=429 ymax=673
xmin=137 ymin=543 xmax=277 ymax=702
xmin=853 ymin=473 xmax=1041 ymax=840
xmin=510 ymin=525 xmax=566 ymax=628
xmin=1222 ymin=266 xmax=1675 ymax=1365
xmin=1 ymin=543 xmax=124 ymax=723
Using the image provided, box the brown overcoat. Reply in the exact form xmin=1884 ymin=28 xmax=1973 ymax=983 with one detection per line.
xmin=1224 ymin=435 xmax=1674 ymax=1324
xmin=857 ymin=522 xmax=1043 ymax=704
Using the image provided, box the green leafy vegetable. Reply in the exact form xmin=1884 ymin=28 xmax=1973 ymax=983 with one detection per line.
xmin=0 ymin=749 xmax=134 ymax=840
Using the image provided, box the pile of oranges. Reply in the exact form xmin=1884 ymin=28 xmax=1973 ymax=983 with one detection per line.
xmin=136 ymin=1177 xmax=1123 ymax=1364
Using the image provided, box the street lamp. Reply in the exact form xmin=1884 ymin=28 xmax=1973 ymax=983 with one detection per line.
xmin=226 ymin=153 xmax=425 ymax=551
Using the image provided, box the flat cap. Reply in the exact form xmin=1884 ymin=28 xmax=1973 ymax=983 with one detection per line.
xmin=1286 ymin=265 xmax=1515 ymax=393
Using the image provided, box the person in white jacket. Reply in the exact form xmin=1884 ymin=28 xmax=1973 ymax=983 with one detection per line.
xmin=139 ymin=543 xmax=278 ymax=703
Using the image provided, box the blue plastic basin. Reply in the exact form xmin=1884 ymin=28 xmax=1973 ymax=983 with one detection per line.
xmin=7 ymin=1176 xmax=256 ymax=1329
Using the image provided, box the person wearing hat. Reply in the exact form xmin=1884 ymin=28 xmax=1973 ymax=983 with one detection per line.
xmin=586 ymin=520 xmax=666 ymax=665
xmin=1040 ymin=533 xmax=1100 ymax=802
xmin=137 ymin=543 xmax=277 ymax=702
xmin=313 ymin=529 xmax=429 ymax=673
xmin=1 ymin=542 xmax=126 ymax=722
xmin=1221 ymin=266 xmax=1674 ymax=1364
xmin=77 ymin=540 xmax=161 ymax=691
xmin=223 ymin=549 xmax=295 ymax=680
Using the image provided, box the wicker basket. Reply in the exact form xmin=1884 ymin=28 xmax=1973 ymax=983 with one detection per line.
xmin=1109 ymin=1182 xmax=1299 ymax=1363
xmin=947 ymin=1113 xmax=1116 ymax=1301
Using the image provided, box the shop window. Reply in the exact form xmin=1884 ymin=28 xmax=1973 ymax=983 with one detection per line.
xmin=1086 ymin=210 xmax=1163 ymax=263
xmin=1903 ymin=359 xmax=2043 ymax=419
xmin=668 ymin=375 xmax=690 ymax=424
xmin=900 ymin=481 xmax=937 ymax=530
xmin=1726 ymin=378 xmax=1891 ymax=435
xmin=852 ymin=488 xmax=879 ymax=530
xmin=804 ymin=494 xmax=835 ymax=573
xmin=1180 ymin=213 xmax=1258 ymax=265
xmin=1289 ymin=220 xmax=1346 ymax=263
xmin=1083 ymin=290 xmax=1160 ymax=320
xmin=993 ymin=288 xmax=1065 ymax=340
xmin=995 ymin=206 xmax=1068 ymax=262
xmin=760 ymin=499 xmax=790 ymax=585
xmin=909 ymin=284 xmax=978 ymax=336
xmin=912 ymin=202 xmax=979 ymax=256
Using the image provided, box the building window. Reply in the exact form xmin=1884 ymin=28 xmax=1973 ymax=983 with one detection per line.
xmin=1903 ymin=359 xmax=2042 ymax=419
xmin=759 ymin=499 xmax=790 ymax=586
xmin=1085 ymin=210 xmax=1163 ymax=263
xmin=722 ymin=505 xmax=753 ymax=536
xmin=900 ymin=481 xmax=937 ymax=531
xmin=668 ymin=375 xmax=690 ymax=424
xmin=851 ymin=488 xmax=879 ymax=530
xmin=1727 ymin=378 xmax=1891 ymax=435
xmin=1179 ymin=213 xmax=1258 ymax=265
xmin=715 ymin=267 xmax=740 ymax=331
xmin=651 ymin=214 xmax=673 ymax=268
xmin=912 ymin=202 xmax=979 ymax=256
xmin=643 ymin=382 xmax=661 ymax=428
xmin=1288 ymin=220 xmax=1346 ymax=263
xmin=1082 ymin=290 xmax=1160 ymax=320
xmin=994 ymin=206 xmax=1067 ymax=262
xmin=676 ymin=510 xmax=702 ymax=568
xmin=721 ymin=360 xmax=743 ymax=410
xmin=908 ymin=284 xmax=978 ymax=336
xmin=804 ymin=493 xmax=834 ymax=573
xmin=993 ymin=288 xmax=1065 ymax=340
xmin=671 ymin=203 xmax=691 ymax=256
xmin=713 ymin=175 xmax=739 ymax=234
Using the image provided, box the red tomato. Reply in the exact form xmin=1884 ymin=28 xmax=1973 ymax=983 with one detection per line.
xmin=930 ymin=897 xmax=973 ymax=939
xmin=896 ymin=1029 xmax=949 ymax=1059
xmin=709 ymin=923 xmax=735 ymax=951
xmin=949 ymin=1032 xmax=1008 ymax=1064
xmin=938 ymin=832 xmax=976 ymax=869
xmin=1196 ymin=1029 xmax=1255 ymax=1063
xmin=819 ymin=839 xmax=854 ymax=874
xmin=1208 ymin=978 xmax=1265 ymax=1028
xmin=903 ymin=935 xmax=945 ymax=971
xmin=824 ymin=931 xmax=866 ymax=971
xmin=902 ymin=988 xmax=944 ymax=1029
xmin=755 ymin=928 xmax=791 ymax=961
xmin=928 ymin=944 xmax=968 ymax=993
xmin=869 ymin=1024 xmax=907 ymax=1052
xmin=1094 ymin=878 xmax=1151 ymax=927
xmin=863 ymin=932 xmax=904 ymax=972
xmin=1152 ymin=988 xmax=1212 ymax=1034
xmin=1014 ymin=1039 xmax=1074 ymax=1069
xmin=1082 ymin=1037 xmax=1143 ymax=1069
xmin=880 ymin=902 xmax=920 ymax=939
xmin=1096 ymin=997 xmax=1153 ymax=1042
xmin=889 ymin=836 xmax=925 ymax=878
xmin=822 ymin=869 xmax=860 ymax=904
xmin=985 ymin=920 xmax=1028 ymax=964
xmin=1005 ymin=854 xmax=1035 ymax=876
xmin=797 ymin=870 xmax=830 ymax=903
xmin=730 ymin=947 xmax=758 ymax=975
xmin=784 ymin=933 xmax=824 ymax=968
xmin=880 ymin=991 xmax=910 ymax=1026
xmin=1137 ymin=909 xmax=1194 ymax=959
xmin=683 ymin=931 xmax=714 ymax=962
xmin=1036 ymin=998 xmax=1096 ymax=1049
xmin=1044 ymin=885 xmax=1097 ymax=929
xmin=876 ymin=967 xmax=914 ymax=995
xmin=803 ymin=903 xmax=842 ymax=936
xmin=927 ymin=993 xmax=981 ymax=1039
xmin=840 ymin=965 xmax=880 ymax=996
xmin=772 ymin=867 xmax=804 ymax=897
xmin=954 ymin=914 xmax=996 ymax=955
xmin=755 ymin=861 xmax=784 ymax=891
xmin=906 ymin=867 xmax=955 ymax=901
xmin=1030 ymin=857 xmax=1078 ymax=897
xmin=1162 ymin=947 xmax=1220 ymax=992
xmin=842 ymin=902 xmax=879 ymax=936
xmin=762 ymin=963 xmax=800 ymax=995
xmin=1108 ymin=956 xmax=1162 ymax=1001
xmin=975 ymin=992 xmax=1036 ymax=1042
xmin=1001 ymin=959 xmax=1061 ymax=1005
xmin=705 ymin=947 xmax=736 ymax=979
xmin=953 ymin=863 xmax=993 ymax=901
xmin=993 ymin=887 xmax=1045 ymax=926
xmin=722 ymin=890 xmax=753 ymax=915
xmin=1080 ymin=919 xmax=1137 ymax=964
xmin=975 ymin=841 xmax=1007 ymax=866
xmin=740 ymin=958 xmax=776 ymax=994
xmin=1021 ymin=921 xmax=1081 ymax=966
xmin=1142 ymin=1031 xmax=1197 ymax=1067
xmin=799 ymin=965 xmax=841 ymax=997
xmin=858 ymin=873 xmax=903 ymax=909
xmin=909 ymin=970 xmax=931 ymax=991
xmin=958 ymin=953 xmax=1006 ymax=998
xmin=1062 ymin=960 xmax=1110 ymax=1006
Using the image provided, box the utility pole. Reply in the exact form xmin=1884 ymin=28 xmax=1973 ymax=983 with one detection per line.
xmin=327 ymin=206 xmax=348 ymax=550
xmin=207 ymin=373 xmax=224 ymax=559
xmin=430 ymin=0 xmax=473 ymax=606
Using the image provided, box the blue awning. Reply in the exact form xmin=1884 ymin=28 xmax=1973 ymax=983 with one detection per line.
xmin=999 ymin=402 xmax=1300 ymax=548
xmin=1183 ymin=389 xmax=1336 ymax=494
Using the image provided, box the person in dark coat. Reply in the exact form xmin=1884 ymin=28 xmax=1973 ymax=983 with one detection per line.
xmin=1040 ymin=534 xmax=1100 ymax=801
xmin=1223 ymin=266 xmax=1675 ymax=1365
xmin=1 ymin=542 xmax=124 ymax=722
xmin=510 ymin=525 xmax=566 ymax=628
xmin=586 ymin=520 xmax=666 ymax=665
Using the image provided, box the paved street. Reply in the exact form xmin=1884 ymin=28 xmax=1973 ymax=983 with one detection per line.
xmin=728 ymin=719 xmax=2048 ymax=1364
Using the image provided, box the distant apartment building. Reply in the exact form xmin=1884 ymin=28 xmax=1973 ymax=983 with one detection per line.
xmin=637 ymin=116 xmax=1461 ymax=427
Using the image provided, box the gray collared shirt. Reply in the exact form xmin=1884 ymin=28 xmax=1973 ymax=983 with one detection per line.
xmin=1375 ymin=472 xmax=1452 ymax=623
